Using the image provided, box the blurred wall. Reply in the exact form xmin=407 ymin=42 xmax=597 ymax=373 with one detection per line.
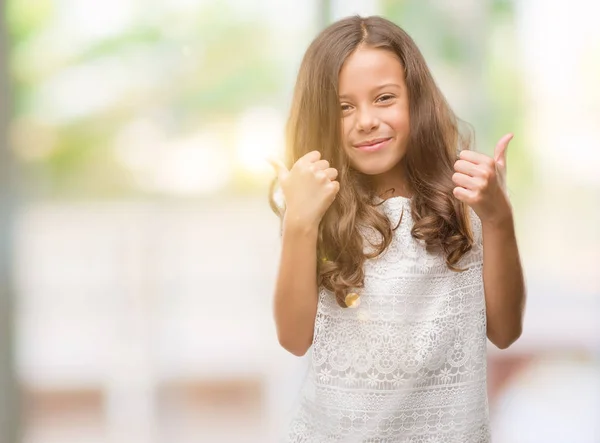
xmin=3 ymin=0 xmax=599 ymax=442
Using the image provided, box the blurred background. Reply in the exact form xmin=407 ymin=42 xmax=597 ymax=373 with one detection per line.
xmin=0 ymin=0 xmax=599 ymax=442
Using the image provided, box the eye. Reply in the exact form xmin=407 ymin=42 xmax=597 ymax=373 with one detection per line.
xmin=376 ymin=94 xmax=395 ymax=103
xmin=340 ymin=103 xmax=352 ymax=112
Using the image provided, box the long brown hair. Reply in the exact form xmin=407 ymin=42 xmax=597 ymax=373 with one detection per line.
xmin=270 ymin=15 xmax=474 ymax=307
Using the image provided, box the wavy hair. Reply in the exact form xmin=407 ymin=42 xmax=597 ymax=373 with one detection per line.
xmin=270 ymin=15 xmax=474 ymax=307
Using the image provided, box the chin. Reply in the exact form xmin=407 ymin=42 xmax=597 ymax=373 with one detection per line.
xmin=353 ymin=165 xmax=392 ymax=175
xmin=350 ymin=156 xmax=405 ymax=176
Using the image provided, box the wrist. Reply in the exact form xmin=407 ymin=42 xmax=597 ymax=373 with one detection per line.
xmin=482 ymin=211 xmax=515 ymax=233
xmin=283 ymin=213 xmax=320 ymax=236
xmin=480 ymin=194 xmax=514 ymax=229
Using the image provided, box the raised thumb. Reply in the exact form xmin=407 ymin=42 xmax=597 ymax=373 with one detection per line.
xmin=267 ymin=157 xmax=289 ymax=181
xmin=494 ymin=133 xmax=513 ymax=169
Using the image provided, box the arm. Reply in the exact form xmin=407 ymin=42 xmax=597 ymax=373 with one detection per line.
xmin=269 ymin=150 xmax=339 ymax=356
xmin=272 ymin=219 xmax=319 ymax=356
xmin=482 ymin=216 xmax=526 ymax=349
xmin=453 ymin=133 xmax=526 ymax=349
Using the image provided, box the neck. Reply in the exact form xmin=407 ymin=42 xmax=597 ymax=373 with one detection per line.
xmin=370 ymin=161 xmax=411 ymax=199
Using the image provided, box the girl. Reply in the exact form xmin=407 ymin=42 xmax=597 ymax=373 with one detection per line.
xmin=269 ymin=15 xmax=526 ymax=443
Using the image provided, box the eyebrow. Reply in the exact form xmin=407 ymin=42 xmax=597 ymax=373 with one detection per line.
xmin=339 ymin=83 xmax=401 ymax=100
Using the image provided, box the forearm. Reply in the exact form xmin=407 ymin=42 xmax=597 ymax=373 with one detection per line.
xmin=273 ymin=218 xmax=320 ymax=356
xmin=482 ymin=216 xmax=526 ymax=349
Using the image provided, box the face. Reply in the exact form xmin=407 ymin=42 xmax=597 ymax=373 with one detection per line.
xmin=338 ymin=46 xmax=410 ymax=184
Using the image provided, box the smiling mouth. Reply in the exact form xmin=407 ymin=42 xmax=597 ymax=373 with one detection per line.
xmin=354 ymin=137 xmax=392 ymax=152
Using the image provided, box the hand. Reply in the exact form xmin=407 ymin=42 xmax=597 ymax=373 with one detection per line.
xmin=269 ymin=150 xmax=339 ymax=228
xmin=452 ymin=133 xmax=513 ymax=225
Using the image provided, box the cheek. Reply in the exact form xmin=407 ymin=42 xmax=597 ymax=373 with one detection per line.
xmin=385 ymin=105 xmax=410 ymax=133
xmin=341 ymin=117 xmax=353 ymax=145
xmin=340 ymin=120 xmax=357 ymax=160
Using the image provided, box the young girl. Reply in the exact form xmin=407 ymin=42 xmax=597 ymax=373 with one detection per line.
xmin=269 ymin=15 xmax=526 ymax=443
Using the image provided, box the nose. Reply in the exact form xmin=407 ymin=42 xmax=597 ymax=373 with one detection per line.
xmin=356 ymin=107 xmax=379 ymax=133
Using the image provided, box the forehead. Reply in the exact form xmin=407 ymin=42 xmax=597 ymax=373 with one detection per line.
xmin=338 ymin=46 xmax=405 ymax=94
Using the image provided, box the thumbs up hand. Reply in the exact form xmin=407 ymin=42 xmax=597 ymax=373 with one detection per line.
xmin=269 ymin=150 xmax=339 ymax=228
xmin=452 ymin=133 xmax=514 ymax=225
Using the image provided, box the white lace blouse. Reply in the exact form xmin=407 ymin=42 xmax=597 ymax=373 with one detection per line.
xmin=284 ymin=196 xmax=490 ymax=443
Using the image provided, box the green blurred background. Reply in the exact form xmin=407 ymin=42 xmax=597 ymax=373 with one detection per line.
xmin=6 ymin=0 xmax=535 ymax=200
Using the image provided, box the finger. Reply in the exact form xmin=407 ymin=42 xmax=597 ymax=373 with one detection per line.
xmin=494 ymin=133 xmax=513 ymax=169
xmin=300 ymin=150 xmax=321 ymax=164
xmin=267 ymin=157 xmax=289 ymax=180
xmin=454 ymin=159 xmax=484 ymax=178
xmin=452 ymin=172 xmax=480 ymax=190
xmin=313 ymin=159 xmax=330 ymax=171
xmin=453 ymin=186 xmax=476 ymax=203
xmin=458 ymin=149 xmax=494 ymax=167
xmin=323 ymin=167 xmax=338 ymax=180
xmin=327 ymin=180 xmax=340 ymax=196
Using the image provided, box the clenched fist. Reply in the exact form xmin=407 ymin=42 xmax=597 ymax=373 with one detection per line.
xmin=452 ymin=133 xmax=513 ymax=226
xmin=269 ymin=150 xmax=339 ymax=228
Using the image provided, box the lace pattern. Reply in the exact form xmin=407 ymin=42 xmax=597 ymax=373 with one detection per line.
xmin=284 ymin=197 xmax=490 ymax=443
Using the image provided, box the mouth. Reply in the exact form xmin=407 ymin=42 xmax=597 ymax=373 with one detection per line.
xmin=354 ymin=137 xmax=392 ymax=152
